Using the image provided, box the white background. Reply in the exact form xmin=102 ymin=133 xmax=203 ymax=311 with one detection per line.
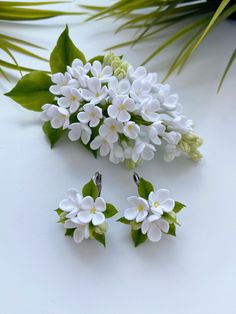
xmin=0 ymin=1 xmax=236 ymax=313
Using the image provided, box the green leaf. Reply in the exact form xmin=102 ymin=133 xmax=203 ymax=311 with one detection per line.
xmin=217 ymin=48 xmax=236 ymax=92
xmin=173 ymin=201 xmax=186 ymax=213
xmin=42 ymin=121 xmax=65 ymax=148
xmin=131 ymin=229 xmax=147 ymax=247
xmin=65 ymin=228 xmax=75 ymax=237
xmin=117 ymin=217 xmax=130 ymax=224
xmin=5 ymin=71 xmax=54 ymax=111
xmin=50 ymin=25 xmax=86 ymax=74
xmin=82 ymin=179 xmax=98 ymax=199
xmin=104 ymin=203 xmax=118 ymax=218
xmin=130 ymin=113 xmax=152 ymax=126
xmin=162 ymin=212 xmax=180 ymax=225
xmin=138 ymin=177 xmax=154 ymax=199
xmin=167 ymin=223 xmax=176 ymax=236
xmin=55 ymin=208 xmax=63 ymax=216
xmin=93 ymin=232 xmax=106 ymax=247
xmin=89 ymin=55 xmax=104 ymax=64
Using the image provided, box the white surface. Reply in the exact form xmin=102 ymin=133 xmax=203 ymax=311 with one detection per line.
xmin=0 ymin=1 xmax=236 ymax=313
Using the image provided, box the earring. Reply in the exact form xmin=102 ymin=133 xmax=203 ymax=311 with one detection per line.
xmin=118 ymin=172 xmax=186 ymax=247
xmin=55 ymin=172 xmax=118 ymax=247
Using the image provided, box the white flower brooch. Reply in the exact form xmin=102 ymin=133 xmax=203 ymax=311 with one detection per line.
xmin=118 ymin=173 xmax=185 ymax=246
xmin=6 ymin=26 xmax=202 ymax=168
xmin=55 ymin=172 xmax=117 ymax=246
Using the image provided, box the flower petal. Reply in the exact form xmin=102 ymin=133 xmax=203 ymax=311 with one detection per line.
xmin=81 ymin=196 xmax=94 ymax=210
xmin=73 ymin=227 xmax=85 ymax=243
xmin=64 ymin=219 xmax=78 ymax=229
xmin=136 ymin=210 xmax=148 ymax=223
xmin=156 ymin=189 xmax=170 ymax=203
xmin=159 ymin=199 xmax=175 ymax=213
xmin=141 ymin=218 xmax=150 ymax=234
xmin=95 ymin=197 xmax=106 ymax=212
xmin=124 ymin=207 xmax=138 ymax=220
xmin=147 ymin=224 xmax=162 ymax=242
xmin=156 ymin=218 xmax=169 ymax=233
xmin=77 ymin=210 xmax=93 ymax=223
xmin=92 ymin=212 xmax=105 ymax=226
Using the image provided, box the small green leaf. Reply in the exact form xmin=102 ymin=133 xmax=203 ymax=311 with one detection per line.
xmin=5 ymin=71 xmax=54 ymax=111
xmin=89 ymin=55 xmax=104 ymax=64
xmin=93 ymin=232 xmax=106 ymax=247
xmin=50 ymin=25 xmax=86 ymax=74
xmin=173 ymin=201 xmax=186 ymax=213
xmin=130 ymin=113 xmax=152 ymax=126
xmin=131 ymin=229 xmax=147 ymax=247
xmin=167 ymin=223 xmax=176 ymax=236
xmin=55 ymin=208 xmax=63 ymax=216
xmin=82 ymin=179 xmax=98 ymax=199
xmin=162 ymin=212 xmax=180 ymax=225
xmin=42 ymin=121 xmax=65 ymax=148
xmin=138 ymin=177 xmax=154 ymax=199
xmin=117 ymin=217 xmax=130 ymax=224
xmin=65 ymin=228 xmax=75 ymax=237
xmin=104 ymin=203 xmax=118 ymax=218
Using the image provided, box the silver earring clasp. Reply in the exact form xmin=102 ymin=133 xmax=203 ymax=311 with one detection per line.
xmin=133 ymin=172 xmax=140 ymax=187
xmin=93 ymin=171 xmax=102 ymax=196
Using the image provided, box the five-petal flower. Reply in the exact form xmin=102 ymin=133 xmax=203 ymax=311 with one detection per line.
xmin=124 ymin=196 xmax=149 ymax=223
xmin=77 ymin=196 xmax=106 ymax=226
xmin=77 ymin=103 xmax=103 ymax=127
xmin=108 ymin=95 xmax=136 ymax=122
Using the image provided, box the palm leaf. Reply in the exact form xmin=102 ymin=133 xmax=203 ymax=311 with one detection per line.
xmin=83 ymin=0 xmax=236 ymax=90
xmin=0 ymin=1 xmax=83 ymax=81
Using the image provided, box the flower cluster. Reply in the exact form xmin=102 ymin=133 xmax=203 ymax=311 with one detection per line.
xmin=119 ymin=175 xmax=185 ymax=246
xmin=42 ymin=51 xmax=202 ymax=167
xmin=55 ymin=175 xmax=117 ymax=246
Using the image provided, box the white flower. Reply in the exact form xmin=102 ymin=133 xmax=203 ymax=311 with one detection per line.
xmin=108 ymin=95 xmax=136 ymax=122
xmin=59 ymin=188 xmax=82 ymax=219
xmin=77 ymin=196 xmax=106 ymax=226
xmin=157 ymin=84 xmax=179 ymax=111
xmin=57 ymin=87 xmax=81 ymax=113
xmin=99 ymin=118 xmax=123 ymax=143
xmin=166 ymin=116 xmax=193 ymax=134
xmin=141 ymin=215 xmax=169 ymax=242
xmin=140 ymin=98 xmax=160 ymax=122
xmin=109 ymin=143 xmax=124 ymax=164
xmin=91 ymin=60 xmax=113 ymax=82
xmin=67 ymin=59 xmax=91 ymax=87
xmin=148 ymin=189 xmax=175 ymax=216
xmin=108 ymin=76 xmax=130 ymax=97
xmin=80 ymin=77 xmax=108 ymax=105
xmin=132 ymin=138 xmax=156 ymax=162
xmin=41 ymin=104 xmax=69 ymax=129
xmin=130 ymin=79 xmax=151 ymax=103
xmin=123 ymin=121 xmax=140 ymax=139
xmin=90 ymin=135 xmax=112 ymax=156
xmin=124 ymin=196 xmax=149 ymax=223
xmin=49 ymin=72 xmax=77 ymax=95
xmin=164 ymin=144 xmax=181 ymax=162
xmin=64 ymin=220 xmax=89 ymax=244
xmin=68 ymin=123 xmax=92 ymax=144
xmin=148 ymin=122 xmax=181 ymax=146
xmin=128 ymin=66 xmax=147 ymax=81
xmin=77 ymin=103 xmax=102 ymax=127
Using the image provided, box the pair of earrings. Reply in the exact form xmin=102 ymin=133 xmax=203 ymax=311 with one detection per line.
xmin=55 ymin=172 xmax=185 ymax=247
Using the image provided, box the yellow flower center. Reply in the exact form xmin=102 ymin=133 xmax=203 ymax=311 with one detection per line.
xmin=154 ymin=201 xmax=159 ymax=208
xmin=70 ymin=95 xmax=76 ymax=102
xmin=91 ymin=207 xmax=96 ymax=214
xmin=91 ymin=112 xmax=96 ymax=118
xmin=138 ymin=205 xmax=144 ymax=212
xmin=119 ymin=104 xmax=126 ymax=110
xmin=110 ymin=124 xmax=116 ymax=131
xmin=95 ymin=92 xmax=100 ymax=97
xmin=128 ymin=124 xmax=133 ymax=131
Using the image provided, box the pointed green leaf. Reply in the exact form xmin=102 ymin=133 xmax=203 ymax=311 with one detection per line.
xmin=117 ymin=217 xmax=130 ymax=224
xmin=42 ymin=121 xmax=65 ymax=148
xmin=89 ymin=55 xmax=104 ymax=64
xmin=138 ymin=177 xmax=154 ymax=199
xmin=162 ymin=211 xmax=180 ymax=225
xmin=65 ymin=228 xmax=75 ymax=237
xmin=167 ymin=223 xmax=176 ymax=236
xmin=5 ymin=71 xmax=54 ymax=111
xmin=50 ymin=25 xmax=86 ymax=74
xmin=55 ymin=208 xmax=63 ymax=216
xmin=173 ymin=201 xmax=186 ymax=213
xmin=104 ymin=203 xmax=118 ymax=218
xmin=131 ymin=229 xmax=147 ymax=247
xmin=93 ymin=232 xmax=106 ymax=247
xmin=82 ymin=179 xmax=98 ymax=199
